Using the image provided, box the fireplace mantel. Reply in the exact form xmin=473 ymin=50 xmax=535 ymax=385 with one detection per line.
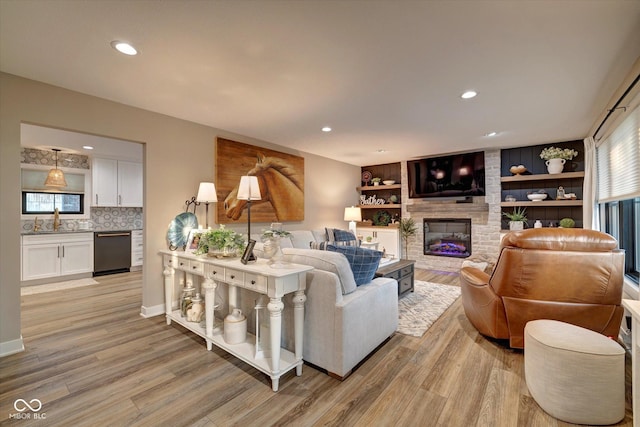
xmin=406 ymin=200 xmax=489 ymax=214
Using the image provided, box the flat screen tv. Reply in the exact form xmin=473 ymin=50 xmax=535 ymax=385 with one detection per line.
xmin=407 ymin=151 xmax=485 ymax=199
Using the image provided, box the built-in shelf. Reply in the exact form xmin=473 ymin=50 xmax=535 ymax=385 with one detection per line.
xmin=501 ymin=200 xmax=582 ymax=207
xmin=501 ymin=141 xmax=585 ymax=228
xmin=359 ymin=163 xmax=402 ymax=225
xmin=358 ymin=184 xmax=401 ymax=191
xmin=359 ymin=203 xmax=401 ymax=209
xmin=500 ymin=171 xmax=585 ymax=183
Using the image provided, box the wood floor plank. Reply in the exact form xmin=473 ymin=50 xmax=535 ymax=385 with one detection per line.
xmin=475 ymin=361 xmax=522 ymax=427
xmin=394 ymin=387 xmax=448 ymax=427
xmin=0 ymin=269 xmax=632 ymax=426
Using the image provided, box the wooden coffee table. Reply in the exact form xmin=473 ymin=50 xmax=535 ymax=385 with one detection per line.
xmin=375 ymin=259 xmax=415 ymax=297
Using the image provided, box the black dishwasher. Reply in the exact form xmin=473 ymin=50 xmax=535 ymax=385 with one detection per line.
xmin=94 ymin=231 xmax=131 ymax=276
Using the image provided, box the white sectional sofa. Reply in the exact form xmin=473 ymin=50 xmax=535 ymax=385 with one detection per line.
xmin=255 ymin=229 xmax=399 ymax=379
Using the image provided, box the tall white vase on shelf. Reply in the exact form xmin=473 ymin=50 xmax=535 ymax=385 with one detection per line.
xmin=546 ymin=158 xmax=565 ymax=174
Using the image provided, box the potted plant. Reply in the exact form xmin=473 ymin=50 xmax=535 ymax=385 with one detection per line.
xmin=539 ymin=146 xmax=579 ymax=174
xmin=195 ymin=225 xmax=245 ymax=257
xmin=503 ymin=207 xmax=527 ymax=231
xmin=261 ymin=228 xmax=292 ymax=240
xmin=399 ymin=217 xmax=418 ymax=259
xmin=261 ymin=226 xmax=292 ymax=265
xmin=371 ymin=177 xmax=381 ymax=186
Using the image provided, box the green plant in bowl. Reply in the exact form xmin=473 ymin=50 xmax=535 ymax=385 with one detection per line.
xmin=195 ymin=225 xmax=245 ymax=256
xmin=559 ymin=218 xmax=575 ymax=228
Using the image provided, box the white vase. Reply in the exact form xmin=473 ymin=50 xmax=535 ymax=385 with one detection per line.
xmin=264 ymin=237 xmax=286 ymax=268
xmin=545 ymin=158 xmax=565 ymax=174
xmin=509 ymin=221 xmax=524 ymax=231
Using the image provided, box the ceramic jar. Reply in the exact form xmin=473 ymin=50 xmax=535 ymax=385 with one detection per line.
xmin=224 ymin=308 xmax=247 ymax=344
xmin=546 ymin=158 xmax=566 ymax=174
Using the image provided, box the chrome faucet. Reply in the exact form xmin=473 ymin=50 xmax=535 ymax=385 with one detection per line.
xmin=53 ymin=208 xmax=60 ymax=231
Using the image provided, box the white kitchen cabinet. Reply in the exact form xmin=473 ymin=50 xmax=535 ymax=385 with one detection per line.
xmin=131 ymin=229 xmax=143 ymax=267
xmin=92 ymin=158 xmax=118 ymax=206
xmin=356 ymin=226 xmax=400 ymax=259
xmin=92 ymin=157 xmax=142 ymax=207
xmin=22 ymin=233 xmax=94 ymax=281
xmin=117 ymin=161 xmax=143 ymax=207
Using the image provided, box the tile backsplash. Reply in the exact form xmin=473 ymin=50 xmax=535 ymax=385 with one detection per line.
xmin=90 ymin=207 xmax=143 ymax=230
xmin=21 ymin=207 xmax=143 ymax=233
xmin=21 ymin=147 xmax=90 ymax=169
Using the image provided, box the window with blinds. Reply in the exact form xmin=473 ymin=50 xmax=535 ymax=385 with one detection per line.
xmin=596 ymin=104 xmax=640 ymax=203
xmin=597 ymin=102 xmax=640 ymax=285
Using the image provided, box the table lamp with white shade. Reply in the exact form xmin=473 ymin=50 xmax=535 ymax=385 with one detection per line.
xmin=237 ymin=176 xmax=262 ymax=261
xmin=196 ymin=182 xmax=218 ymax=229
xmin=344 ymin=206 xmax=362 ymax=236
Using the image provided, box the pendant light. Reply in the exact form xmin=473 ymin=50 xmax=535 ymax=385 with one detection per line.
xmin=44 ymin=148 xmax=67 ymax=188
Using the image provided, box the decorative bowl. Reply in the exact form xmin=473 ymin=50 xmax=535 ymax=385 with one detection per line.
xmin=382 ymin=180 xmax=396 ymax=185
xmin=527 ymin=193 xmax=548 ymax=202
xmin=207 ymin=248 xmax=241 ymax=258
xmin=509 ymin=165 xmax=527 ymax=175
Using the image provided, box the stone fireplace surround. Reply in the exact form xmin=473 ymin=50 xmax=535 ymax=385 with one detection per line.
xmin=401 ymin=149 xmax=502 ymax=273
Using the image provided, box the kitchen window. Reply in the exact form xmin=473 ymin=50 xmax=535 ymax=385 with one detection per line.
xmin=20 ymin=164 xmax=90 ymax=219
xmin=600 ymin=198 xmax=640 ymax=285
xmin=22 ymin=191 xmax=84 ymax=214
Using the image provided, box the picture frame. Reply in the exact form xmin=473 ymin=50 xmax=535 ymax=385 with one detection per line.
xmin=216 ymin=137 xmax=305 ymax=224
xmin=186 ymin=229 xmax=204 ymax=253
xmin=241 ymin=239 xmax=257 ymax=264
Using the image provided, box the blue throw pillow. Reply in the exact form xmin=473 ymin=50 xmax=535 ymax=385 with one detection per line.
xmin=326 ymin=244 xmax=383 ymax=286
xmin=325 ymin=227 xmax=358 ymax=247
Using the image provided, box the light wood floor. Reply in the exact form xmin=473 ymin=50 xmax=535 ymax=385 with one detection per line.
xmin=1 ymin=269 xmax=632 ymax=426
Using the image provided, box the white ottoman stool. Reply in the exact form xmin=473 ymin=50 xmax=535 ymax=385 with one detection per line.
xmin=524 ymin=319 xmax=625 ymax=425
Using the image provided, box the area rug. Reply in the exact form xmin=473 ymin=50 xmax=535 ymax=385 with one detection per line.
xmin=21 ymin=278 xmax=99 ymax=295
xmin=397 ymin=280 xmax=461 ymax=337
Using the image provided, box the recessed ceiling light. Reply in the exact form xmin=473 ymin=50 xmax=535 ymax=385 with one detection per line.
xmin=82 ymin=145 xmax=94 ymax=150
xmin=376 ymin=149 xmax=387 ymax=153
xmin=321 ymin=126 xmax=332 ymax=132
xmin=111 ymin=41 xmax=138 ymax=56
xmin=484 ymin=131 xmax=498 ymax=137
xmin=461 ymin=90 xmax=477 ymax=99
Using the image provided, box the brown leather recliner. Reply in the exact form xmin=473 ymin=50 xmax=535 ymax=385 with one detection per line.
xmin=460 ymin=228 xmax=624 ymax=348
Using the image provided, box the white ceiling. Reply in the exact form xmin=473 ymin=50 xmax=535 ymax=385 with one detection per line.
xmin=2 ymin=0 xmax=639 ymax=166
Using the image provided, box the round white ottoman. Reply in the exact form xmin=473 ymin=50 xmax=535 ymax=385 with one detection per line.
xmin=524 ymin=319 xmax=625 ymax=425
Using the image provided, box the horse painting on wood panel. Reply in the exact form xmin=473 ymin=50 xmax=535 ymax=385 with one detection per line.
xmin=216 ymin=138 xmax=304 ymax=225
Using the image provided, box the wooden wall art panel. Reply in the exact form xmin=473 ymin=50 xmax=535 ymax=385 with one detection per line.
xmin=216 ymin=138 xmax=304 ymax=225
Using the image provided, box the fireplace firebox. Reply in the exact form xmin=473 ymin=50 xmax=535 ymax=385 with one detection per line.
xmin=424 ymin=218 xmax=471 ymax=258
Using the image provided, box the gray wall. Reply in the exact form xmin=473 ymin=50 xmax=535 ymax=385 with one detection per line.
xmin=0 ymin=72 xmax=360 ymax=354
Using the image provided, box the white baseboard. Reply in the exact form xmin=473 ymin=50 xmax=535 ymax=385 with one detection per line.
xmin=0 ymin=336 xmax=25 ymax=357
xmin=140 ymin=304 xmax=164 ymax=318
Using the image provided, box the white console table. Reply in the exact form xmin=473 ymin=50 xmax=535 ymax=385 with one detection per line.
xmin=159 ymin=250 xmax=313 ymax=391
xmin=623 ymin=299 xmax=639 ymax=426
